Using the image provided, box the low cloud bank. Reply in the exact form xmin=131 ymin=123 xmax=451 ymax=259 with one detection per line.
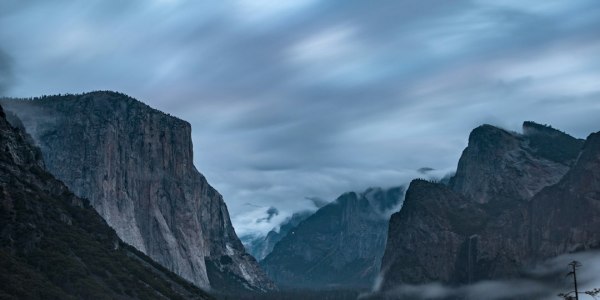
xmin=364 ymin=251 xmax=600 ymax=300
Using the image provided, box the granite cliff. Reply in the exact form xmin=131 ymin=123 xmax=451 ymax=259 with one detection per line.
xmin=1 ymin=91 xmax=274 ymax=292
xmin=379 ymin=122 xmax=591 ymax=291
xmin=0 ymin=103 xmax=213 ymax=299
xmin=261 ymin=186 xmax=404 ymax=289
xmin=449 ymin=122 xmax=578 ymax=204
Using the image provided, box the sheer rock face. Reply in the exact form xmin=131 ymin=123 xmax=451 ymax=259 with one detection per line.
xmin=380 ymin=122 xmax=589 ymax=290
xmin=1 ymin=92 xmax=274 ymax=292
xmin=0 ymin=104 xmax=213 ymax=299
xmin=380 ymin=181 xmax=481 ymax=288
xmin=261 ymin=187 xmax=404 ymax=289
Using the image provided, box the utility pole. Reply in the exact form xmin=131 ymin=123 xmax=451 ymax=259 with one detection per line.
xmin=567 ymin=260 xmax=582 ymax=300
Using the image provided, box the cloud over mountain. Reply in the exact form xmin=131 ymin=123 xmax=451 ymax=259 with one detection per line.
xmin=2 ymin=0 xmax=600 ymax=236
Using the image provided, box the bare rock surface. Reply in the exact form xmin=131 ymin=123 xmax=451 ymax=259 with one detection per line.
xmin=0 ymin=103 xmax=213 ymax=299
xmin=1 ymin=91 xmax=274 ymax=292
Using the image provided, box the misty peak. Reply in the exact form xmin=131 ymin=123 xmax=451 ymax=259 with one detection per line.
xmin=466 ymin=124 xmax=518 ymax=151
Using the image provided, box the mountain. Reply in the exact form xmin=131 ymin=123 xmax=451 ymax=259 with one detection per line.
xmin=379 ymin=122 xmax=589 ymax=291
xmin=379 ymin=180 xmax=485 ymax=286
xmin=0 ymin=104 xmax=213 ymax=299
xmin=0 ymin=91 xmax=274 ymax=293
xmin=261 ymin=186 xmax=404 ymax=289
xmin=530 ymin=130 xmax=600 ymax=259
xmin=242 ymin=210 xmax=313 ymax=261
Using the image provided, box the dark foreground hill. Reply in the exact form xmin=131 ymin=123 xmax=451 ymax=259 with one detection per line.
xmin=0 ymin=103 xmax=213 ymax=299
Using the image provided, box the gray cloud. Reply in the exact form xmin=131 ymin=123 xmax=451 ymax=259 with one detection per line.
xmin=304 ymin=197 xmax=328 ymax=209
xmin=417 ymin=167 xmax=435 ymax=174
xmin=2 ymin=0 xmax=600 ymax=236
xmin=256 ymin=207 xmax=279 ymax=224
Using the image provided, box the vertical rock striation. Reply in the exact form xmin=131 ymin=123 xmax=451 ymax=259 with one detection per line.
xmin=0 ymin=103 xmax=213 ymax=299
xmin=1 ymin=91 xmax=274 ymax=292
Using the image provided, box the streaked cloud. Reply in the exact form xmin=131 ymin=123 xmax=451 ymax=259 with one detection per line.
xmin=1 ymin=0 xmax=599 ymax=236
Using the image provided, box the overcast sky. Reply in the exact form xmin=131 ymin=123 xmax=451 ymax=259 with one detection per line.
xmin=1 ymin=0 xmax=600 ymax=237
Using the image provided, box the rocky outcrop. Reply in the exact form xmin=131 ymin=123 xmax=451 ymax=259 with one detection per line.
xmin=261 ymin=187 xmax=404 ymax=289
xmin=380 ymin=122 xmax=589 ymax=290
xmin=0 ymin=104 xmax=213 ymax=299
xmin=449 ymin=123 xmax=581 ymax=204
xmin=1 ymin=92 xmax=274 ymax=292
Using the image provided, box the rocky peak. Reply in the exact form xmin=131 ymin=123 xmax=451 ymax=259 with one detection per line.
xmin=466 ymin=124 xmax=520 ymax=152
xmin=450 ymin=123 xmax=579 ymax=204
